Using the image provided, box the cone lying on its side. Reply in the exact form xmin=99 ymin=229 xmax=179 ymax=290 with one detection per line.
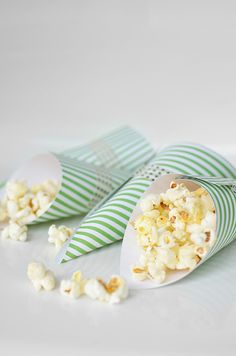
xmin=0 ymin=127 xmax=155 ymax=225
xmin=33 ymin=155 xmax=131 ymax=224
xmin=58 ymin=142 xmax=236 ymax=263
xmin=62 ymin=125 xmax=155 ymax=173
xmin=120 ymin=173 xmax=236 ymax=289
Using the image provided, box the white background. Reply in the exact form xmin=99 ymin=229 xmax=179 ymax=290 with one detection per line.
xmin=1 ymin=1 xmax=236 ymax=355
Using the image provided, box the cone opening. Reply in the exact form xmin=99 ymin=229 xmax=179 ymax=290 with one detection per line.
xmin=1 ymin=153 xmax=62 ymax=221
xmin=120 ymin=173 xmax=216 ymax=289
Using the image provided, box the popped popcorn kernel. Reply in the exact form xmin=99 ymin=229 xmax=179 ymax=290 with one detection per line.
xmin=147 ymin=262 xmax=166 ymax=283
xmin=60 ymin=270 xmax=85 ymax=299
xmin=132 ymin=182 xmax=216 ymax=284
xmin=27 ymin=261 xmax=56 ymax=292
xmin=48 ymin=224 xmax=73 ymax=249
xmin=6 ymin=180 xmax=28 ymax=200
xmin=131 ymin=266 xmax=148 ymax=281
xmin=84 ymin=278 xmax=108 ymax=302
xmin=0 ymin=200 xmax=8 ymax=222
xmin=1 ymin=221 xmax=28 ymax=242
xmin=84 ymin=275 xmax=128 ymax=304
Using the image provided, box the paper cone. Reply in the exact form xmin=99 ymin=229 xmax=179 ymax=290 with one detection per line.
xmin=62 ymin=126 xmax=155 ymax=173
xmin=1 ymin=127 xmax=155 ymax=224
xmin=59 ymin=142 xmax=236 ymax=263
xmin=120 ymin=173 xmax=236 ymax=288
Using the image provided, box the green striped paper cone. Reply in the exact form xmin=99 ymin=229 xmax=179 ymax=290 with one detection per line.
xmin=58 ymin=142 xmax=236 ymax=263
xmin=62 ymin=126 xmax=155 ymax=172
xmin=120 ymin=173 xmax=236 ymax=289
xmin=0 ymin=127 xmax=155 ymax=225
xmin=3 ymin=153 xmax=130 ymax=224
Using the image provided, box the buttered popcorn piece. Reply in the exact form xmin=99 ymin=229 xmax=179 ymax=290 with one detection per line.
xmin=48 ymin=224 xmax=73 ymax=249
xmin=60 ymin=271 xmax=86 ymax=299
xmin=132 ymin=181 xmax=216 ymax=284
xmin=27 ymin=262 xmax=56 ymax=291
xmin=84 ymin=275 xmax=128 ymax=304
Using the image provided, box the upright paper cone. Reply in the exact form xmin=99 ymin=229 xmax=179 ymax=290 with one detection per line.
xmin=0 ymin=127 xmax=155 ymax=224
xmin=59 ymin=142 xmax=236 ymax=263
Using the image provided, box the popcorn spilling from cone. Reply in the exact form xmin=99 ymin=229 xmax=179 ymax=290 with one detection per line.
xmin=2 ymin=221 xmax=28 ymax=242
xmin=131 ymin=182 xmax=216 ymax=284
xmin=0 ymin=179 xmax=59 ymax=241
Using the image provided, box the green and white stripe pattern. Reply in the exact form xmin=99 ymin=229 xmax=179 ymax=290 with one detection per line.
xmin=32 ymin=155 xmax=131 ymax=224
xmin=59 ymin=142 xmax=236 ymax=263
xmin=62 ymin=126 xmax=155 ymax=173
xmin=181 ymin=176 xmax=236 ymax=262
xmin=3 ymin=127 xmax=154 ymax=225
xmin=59 ymin=177 xmax=153 ymax=261
xmin=156 ymin=143 xmax=236 ymax=178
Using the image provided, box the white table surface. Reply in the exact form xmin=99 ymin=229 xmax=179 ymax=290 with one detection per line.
xmin=1 ymin=1 xmax=236 ymax=355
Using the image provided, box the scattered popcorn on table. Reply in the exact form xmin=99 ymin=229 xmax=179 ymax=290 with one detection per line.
xmin=60 ymin=271 xmax=86 ymax=299
xmin=0 ymin=179 xmax=59 ymax=242
xmin=48 ymin=225 xmax=73 ymax=249
xmin=131 ymin=182 xmax=216 ymax=284
xmin=84 ymin=275 xmax=128 ymax=304
xmin=1 ymin=221 xmax=28 ymax=241
xmin=27 ymin=262 xmax=56 ymax=292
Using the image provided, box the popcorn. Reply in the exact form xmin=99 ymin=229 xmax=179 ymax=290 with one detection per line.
xmin=161 ymin=182 xmax=190 ymax=203
xmin=26 ymin=264 xmax=129 ymax=304
xmin=84 ymin=278 xmax=108 ymax=302
xmin=131 ymin=266 xmax=148 ymax=281
xmin=134 ymin=215 xmax=154 ymax=235
xmin=140 ymin=194 xmax=161 ymax=212
xmin=41 ymin=179 xmax=59 ymax=197
xmin=27 ymin=262 xmax=56 ymax=291
xmin=132 ymin=181 xmax=216 ymax=283
xmin=2 ymin=179 xmax=59 ymax=223
xmin=60 ymin=271 xmax=85 ymax=299
xmin=48 ymin=224 xmax=73 ymax=249
xmin=6 ymin=200 xmax=19 ymax=219
xmin=35 ymin=191 xmax=51 ymax=216
xmin=1 ymin=221 xmax=28 ymax=242
xmin=0 ymin=179 xmax=59 ymax=242
xmin=84 ymin=275 xmax=128 ymax=304
xmin=157 ymin=247 xmax=178 ymax=270
xmin=176 ymin=245 xmax=200 ymax=270
xmin=18 ymin=193 xmax=34 ymax=209
xmin=201 ymin=211 xmax=216 ymax=230
xmin=0 ymin=201 xmax=7 ymax=222
xmin=40 ymin=271 xmax=57 ymax=291
xmin=6 ymin=180 xmax=28 ymax=200
xmin=158 ymin=231 xmax=176 ymax=248
xmin=147 ymin=261 xmax=166 ymax=283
